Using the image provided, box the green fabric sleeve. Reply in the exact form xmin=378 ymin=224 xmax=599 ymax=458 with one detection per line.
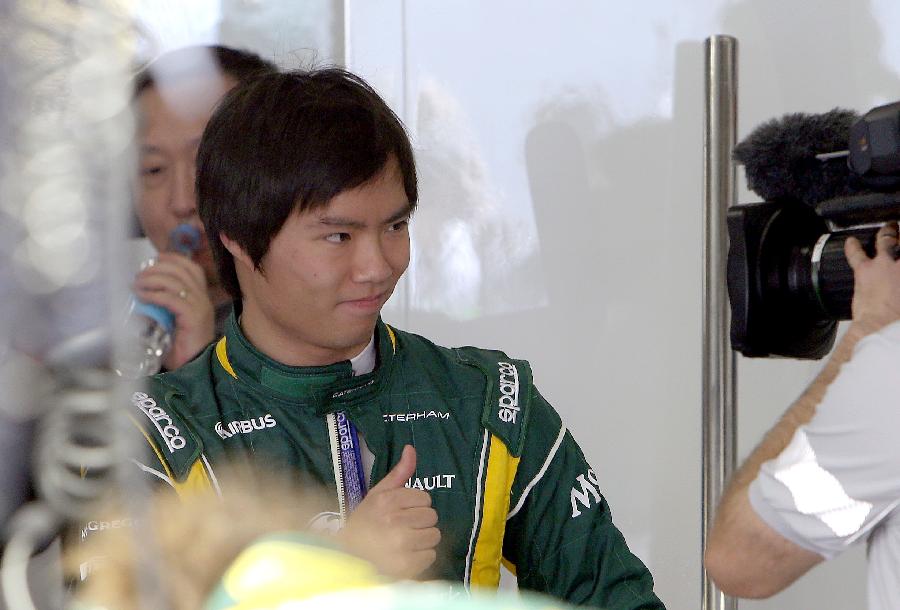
xmin=503 ymin=387 xmax=666 ymax=610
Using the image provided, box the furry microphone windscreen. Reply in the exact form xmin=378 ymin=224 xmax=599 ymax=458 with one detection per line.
xmin=733 ymin=108 xmax=863 ymax=207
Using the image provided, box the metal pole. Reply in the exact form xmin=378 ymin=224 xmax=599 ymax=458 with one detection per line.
xmin=702 ymin=35 xmax=738 ymax=610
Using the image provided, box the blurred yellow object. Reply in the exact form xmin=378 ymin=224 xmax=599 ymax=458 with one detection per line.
xmin=203 ymin=533 xmax=580 ymax=610
xmin=205 ymin=532 xmax=384 ymax=610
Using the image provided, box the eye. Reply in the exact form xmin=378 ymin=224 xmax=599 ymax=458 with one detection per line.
xmin=140 ymin=164 xmax=167 ymax=187
xmin=325 ymin=232 xmax=351 ymax=243
xmin=388 ymin=219 xmax=409 ymax=232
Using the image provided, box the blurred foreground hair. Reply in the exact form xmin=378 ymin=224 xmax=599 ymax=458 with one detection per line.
xmin=70 ymin=468 xmax=578 ymax=610
xmin=69 ymin=467 xmax=336 ymax=610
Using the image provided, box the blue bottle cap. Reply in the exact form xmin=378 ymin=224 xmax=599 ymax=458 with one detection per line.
xmin=168 ymin=223 xmax=202 ymax=256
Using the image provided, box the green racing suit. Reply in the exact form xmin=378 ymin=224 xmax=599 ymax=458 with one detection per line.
xmin=129 ymin=313 xmax=665 ymax=609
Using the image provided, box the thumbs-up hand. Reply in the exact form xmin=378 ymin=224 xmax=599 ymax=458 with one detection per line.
xmin=337 ymin=445 xmax=441 ymax=579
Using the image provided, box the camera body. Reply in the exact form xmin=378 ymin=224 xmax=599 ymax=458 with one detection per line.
xmin=728 ymin=101 xmax=900 ymax=359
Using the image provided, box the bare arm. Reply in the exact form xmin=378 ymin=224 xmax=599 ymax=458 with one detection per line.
xmin=705 ymin=222 xmax=900 ymax=598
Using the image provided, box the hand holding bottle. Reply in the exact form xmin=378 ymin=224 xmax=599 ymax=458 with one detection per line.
xmin=120 ymin=224 xmax=216 ymax=377
xmin=133 ymin=250 xmax=216 ymax=371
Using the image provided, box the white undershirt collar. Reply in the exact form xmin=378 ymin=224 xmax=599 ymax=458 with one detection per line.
xmin=348 ymin=335 xmax=376 ymax=377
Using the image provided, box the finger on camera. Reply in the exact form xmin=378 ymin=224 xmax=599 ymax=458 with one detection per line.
xmin=844 ymin=236 xmax=868 ymax=268
xmin=876 ymin=222 xmax=900 ymax=257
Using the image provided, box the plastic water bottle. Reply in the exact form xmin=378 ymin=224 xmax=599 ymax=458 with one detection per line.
xmin=116 ymin=224 xmax=201 ymax=378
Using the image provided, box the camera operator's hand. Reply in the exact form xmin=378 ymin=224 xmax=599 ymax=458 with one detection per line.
xmin=133 ymin=252 xmax=216 ymax=370
xmin=845 ymin=221 xmax=900 ymax=334
xmin=336 ymin=445 xmax=440 ymax=580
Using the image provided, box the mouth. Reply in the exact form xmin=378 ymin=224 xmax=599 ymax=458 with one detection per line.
xmin=341 ymin=291 xmax=389 ymax=313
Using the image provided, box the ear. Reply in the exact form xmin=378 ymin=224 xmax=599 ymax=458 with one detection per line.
xmin=219 ymin=232 xmax=253 ymax=269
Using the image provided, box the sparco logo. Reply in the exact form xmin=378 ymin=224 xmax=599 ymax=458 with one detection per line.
xmin=215 ymin=414 xmax=276 ymax=439
xmin=336 ymin=412 xmax=355 ymax=451
xmin=570 ymin=468 xmax=601 ymax=518
xmin=497 ymin=362 xmax=520 ymax=423
xmin=131 ymin=392 xmax=186 ymax=453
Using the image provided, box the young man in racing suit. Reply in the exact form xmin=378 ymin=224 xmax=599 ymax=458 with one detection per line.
xmin=128 ymin=68 xmax=665 ymax=609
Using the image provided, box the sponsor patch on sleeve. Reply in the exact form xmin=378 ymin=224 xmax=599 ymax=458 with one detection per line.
xmin=131 ymin=391 xmax=187 ymax=453
xmin=129 ymin=387 xmax=202 ymax=481
xmin=456 ymin=349 xmax=532 ymax=457
xmin=496 ymin=362 xmax=521 ymax=424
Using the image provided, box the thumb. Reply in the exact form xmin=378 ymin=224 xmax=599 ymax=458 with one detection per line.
xmin=845 ymin=236 xmax=866 ymax=270
xmin=371 ymin=444 xmax=416 ymax=492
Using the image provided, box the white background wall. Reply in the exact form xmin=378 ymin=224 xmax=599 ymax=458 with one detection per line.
xmin=131 ymin=0 xmax=900 ymax=607
xmin=346 ymin=1 xmax=896 ymax=608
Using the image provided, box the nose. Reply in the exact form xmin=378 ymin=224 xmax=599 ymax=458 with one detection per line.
xmin=352 ymin=236 xmax=397 ymax=285
xmin=169 ymin=160 xmax=197 ymax=218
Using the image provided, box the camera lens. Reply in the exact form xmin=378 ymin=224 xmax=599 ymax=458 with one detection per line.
xmin=810 ymin=227 xmax=879 ymax=320
xmin=727 ymin=202 xmax=839 ymax=359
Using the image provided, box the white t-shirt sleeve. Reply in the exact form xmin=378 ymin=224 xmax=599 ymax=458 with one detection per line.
xmin=749 ymin=321 xmax=900 ymax=559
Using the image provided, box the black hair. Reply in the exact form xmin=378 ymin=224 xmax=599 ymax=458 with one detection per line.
xmin=196 ymin=68 xmax=418 ymax=299
xmin=134 ymin=45 xmax=277 ymax=99
xmin=132 ymin=45 xmax=278 ymax=237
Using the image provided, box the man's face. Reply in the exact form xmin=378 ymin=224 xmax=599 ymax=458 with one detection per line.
xmin=231 ymin=157 xmax=412 ymax=365
xmin=135 ymin=76 xmax=235 ymax=290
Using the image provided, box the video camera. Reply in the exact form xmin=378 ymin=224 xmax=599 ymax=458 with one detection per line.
xmin=728 ymin=101 xmax=900 ymax=359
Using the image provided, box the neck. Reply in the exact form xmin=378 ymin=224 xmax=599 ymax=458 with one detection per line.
xmin=238 ymin=300 xmax=373 ymax=368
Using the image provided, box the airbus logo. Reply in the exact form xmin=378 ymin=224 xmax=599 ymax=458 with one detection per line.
xmin=215 ymin=414 xmax=277 ymax=439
